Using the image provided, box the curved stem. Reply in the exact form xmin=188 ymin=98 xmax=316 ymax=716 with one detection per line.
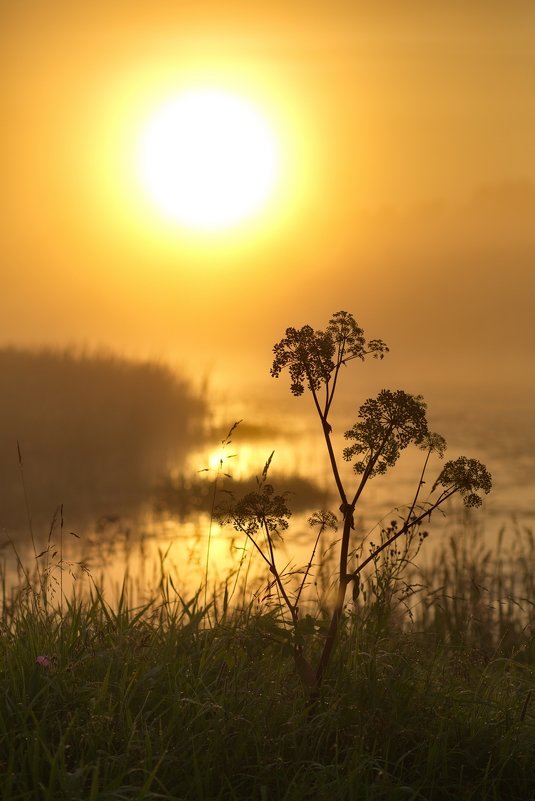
xmin=325 ymin=338 xmax=345 ymax=417
xmin=295 ymin=519 xmax=325 ymax=610
xmin=262 ymin=518 xmax=298 ymax=626
xmin=350 ymin=488 xmax=457 ymax=580
xmin=403 ymin=447 xmax=432 ymax=528
xmin=350 ymin=424 xmax=395 ymax=508
xmin=307 ymin=374 xmax=347 ymax=507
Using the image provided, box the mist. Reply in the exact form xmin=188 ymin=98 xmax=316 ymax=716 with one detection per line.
xmin=0 ymin=348 xmax=206 ymax=530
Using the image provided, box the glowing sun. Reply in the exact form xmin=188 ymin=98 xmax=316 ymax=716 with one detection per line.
xmin=137 ymin=88 xmax=281 ymax=231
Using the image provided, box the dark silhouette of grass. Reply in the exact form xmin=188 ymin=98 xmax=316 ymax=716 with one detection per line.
xmin=2 ymin=519 xmax=535 ymax=801
xmin=0 ymin=347 xmax=207 ymax=530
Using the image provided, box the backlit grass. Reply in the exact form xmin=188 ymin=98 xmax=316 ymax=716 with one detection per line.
xmin=1 ymin=519 xmax=535 ymax=801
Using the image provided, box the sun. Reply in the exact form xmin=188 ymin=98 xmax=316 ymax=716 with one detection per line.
xmin=137 ymin=88 xmax=281 ymax=231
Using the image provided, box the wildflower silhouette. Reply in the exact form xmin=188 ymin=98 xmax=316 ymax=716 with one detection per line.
xmin=221 ymin=311 xmax=492 ymax=694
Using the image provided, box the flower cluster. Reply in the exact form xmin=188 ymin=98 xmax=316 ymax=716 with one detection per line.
xmin=270 ymin=324 xmax=335 ymax=396
xmin=270 ymin=311 xmax=388 ymax=397
xmin=343 ymin=390 xmax=429 ymax=476
xmin=307 ymin=510 xmax=338 ymax=531
xmin=218 ymin=483 xmax=292 ymax=537
xmin=327 ymin=310 xmax=388 ymax=362
xmin=434 ymin=457 xmax=493 ymax=507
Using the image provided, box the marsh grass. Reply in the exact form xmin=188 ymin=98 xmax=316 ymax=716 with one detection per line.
xmin=0 ymin=347 xmax=206 ymax=528
xmin=2 ymin=516 xmax=535 ymax=800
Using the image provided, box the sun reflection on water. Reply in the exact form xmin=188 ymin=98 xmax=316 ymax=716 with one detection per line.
xmin=3 ymin=401 xmax=528 ymax=610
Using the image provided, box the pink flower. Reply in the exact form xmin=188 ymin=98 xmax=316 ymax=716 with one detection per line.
xmin=36 ymin=655 xmax=51 ymax=669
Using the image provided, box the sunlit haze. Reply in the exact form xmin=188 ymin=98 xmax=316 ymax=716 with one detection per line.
xmin=2 ymin=1 xmax=534 ymax=401
xmin=137 ymin=88 xmax=281 ymax=230
xmin=3 ymin=7 xmax=535 ymax=794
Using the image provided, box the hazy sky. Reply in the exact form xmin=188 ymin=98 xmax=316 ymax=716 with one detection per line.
xmin=2 ymin=0 xmax=534 ymax=401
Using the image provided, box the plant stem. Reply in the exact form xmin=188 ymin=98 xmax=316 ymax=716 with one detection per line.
xmin=350 ymin=489 xmax=457 ymax=581
xmin=315 ymin=510 xmax=353 ymax=687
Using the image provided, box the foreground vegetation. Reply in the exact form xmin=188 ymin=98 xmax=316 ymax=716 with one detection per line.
xmin=2 ymin=311 xmax=530 ymax=799
xmin=2 ymin=520 xmax=535 ymax=801
xmin=217 ymin=312 xmax=491 ymax=695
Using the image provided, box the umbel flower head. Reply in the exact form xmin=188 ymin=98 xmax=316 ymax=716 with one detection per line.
xmin=218 ymin=483 xmax=292 ymax=537
xmin=343 ymin=390 xmax=429 ymax=477
xmin=271 ymin=311 xmax=388 ymax=397
xmin=434 ymin=457 xmax=493 ymax=507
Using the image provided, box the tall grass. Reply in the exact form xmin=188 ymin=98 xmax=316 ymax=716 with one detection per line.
xmin=1 ymin=515 xmax=535 ymax=800
xmin=413 ymin=520 xmax=535 ymax=657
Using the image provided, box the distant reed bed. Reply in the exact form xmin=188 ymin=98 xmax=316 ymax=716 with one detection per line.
xmin=0 ymin=347 xmax=206 ymax=529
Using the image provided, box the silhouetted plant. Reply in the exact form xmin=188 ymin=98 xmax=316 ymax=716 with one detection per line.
xmin=220 ymin=311 xmax=492 ymax=694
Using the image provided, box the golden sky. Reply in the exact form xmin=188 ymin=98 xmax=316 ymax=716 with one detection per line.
xmin=2 ymin=1 xmax=534 ymax=399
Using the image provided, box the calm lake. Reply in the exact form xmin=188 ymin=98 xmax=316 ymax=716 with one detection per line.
xmin=2 ymin=379 xmax=534 ymax=606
